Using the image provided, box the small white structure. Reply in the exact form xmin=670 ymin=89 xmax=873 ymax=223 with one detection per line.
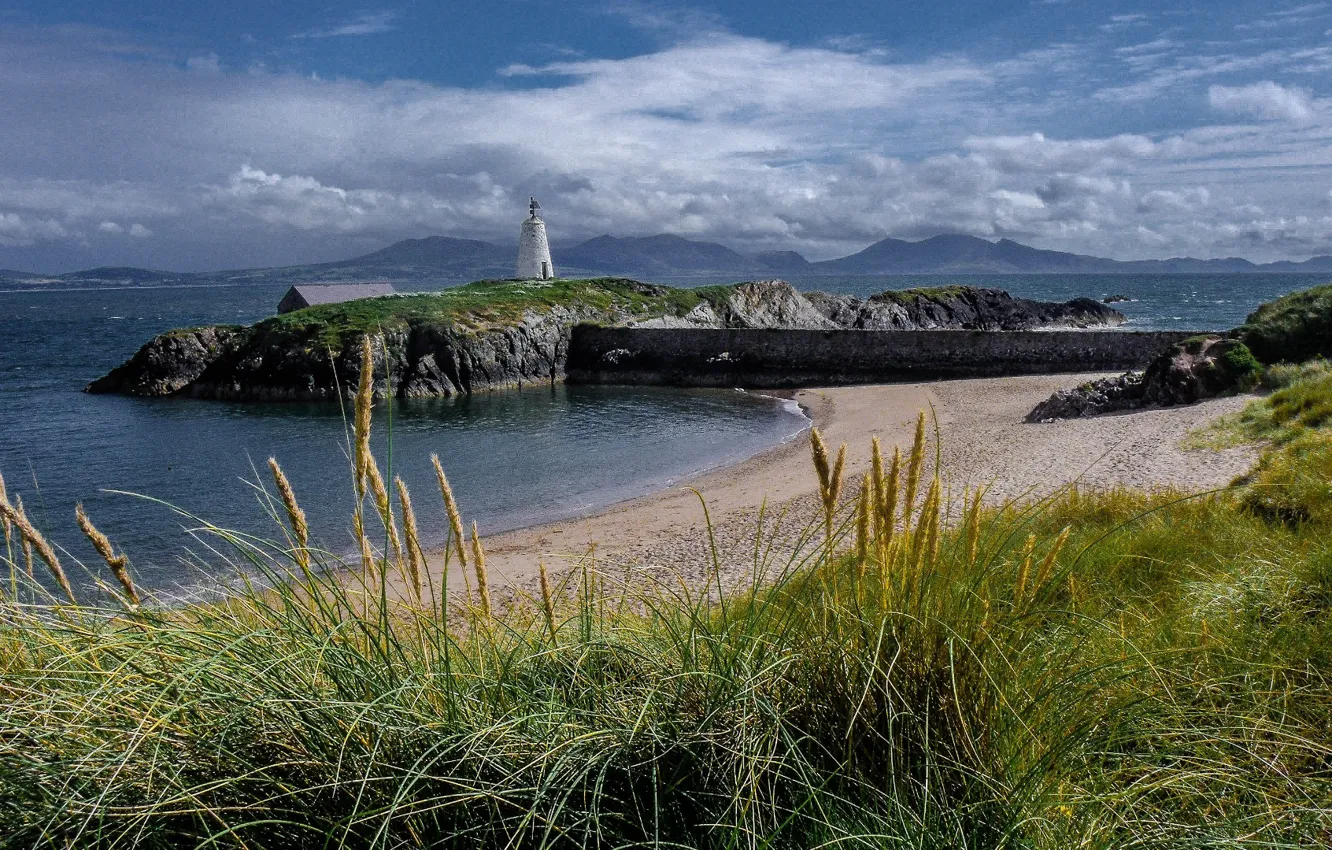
xmin=516 ymin=197 xmax=555 ymax=280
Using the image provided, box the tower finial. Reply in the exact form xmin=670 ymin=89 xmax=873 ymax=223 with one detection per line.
xmin=529 ymin=196 xmax=540 ymax=218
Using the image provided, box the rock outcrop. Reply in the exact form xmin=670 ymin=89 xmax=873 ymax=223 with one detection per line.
xmin=89 ymin=279 xmax=1128 ymax=402
xmin=805 ymin=288 xmax=1123 ymax=331
xmin=1027 ymin=335 xmax=1262 ymax=421
xmin=85 ymin=326 xmax=244 ymax=396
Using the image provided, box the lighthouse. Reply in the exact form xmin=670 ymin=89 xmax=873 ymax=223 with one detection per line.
xmin=516 ymin=197 xmax=555 ymax=280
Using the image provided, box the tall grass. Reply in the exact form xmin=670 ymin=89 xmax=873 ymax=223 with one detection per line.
xmin=0 ymin=345 xmax=1330 ymax=847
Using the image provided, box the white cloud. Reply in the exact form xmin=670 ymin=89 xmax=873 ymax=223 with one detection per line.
xmin=1137 ymin=187 xmax=1210 ymax=213
xmin=291 ymin=11 xmax=397 ymax=40
xmin=0 ymin=212 xmax=68 ymax=247
xmin=2 ymin=21 xmax=1332 ymax=268
xmin=1208 ymin=81 xmax=1315 ymax=121
xmin=186 ymin=52 xmax=220 ymax=73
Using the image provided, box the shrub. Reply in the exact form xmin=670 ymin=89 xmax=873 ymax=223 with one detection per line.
xmin=1240 ymin=282 xmax=1332 ymax=364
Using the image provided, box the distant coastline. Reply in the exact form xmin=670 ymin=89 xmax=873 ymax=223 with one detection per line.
xmin=6 ymin=231 xmax=1332 ymax=289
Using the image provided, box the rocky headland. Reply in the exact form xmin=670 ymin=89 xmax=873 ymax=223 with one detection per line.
xmin=1026 ymin=283 xmax=1332 ymax=421
xmin=87 ymin=278 xmax=1126 ymax=402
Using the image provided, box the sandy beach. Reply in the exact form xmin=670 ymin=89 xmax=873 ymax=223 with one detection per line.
xmin=426 ymin=372 xmax=1257 ymax=597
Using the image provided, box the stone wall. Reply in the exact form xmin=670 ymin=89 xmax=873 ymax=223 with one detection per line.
xmin=566 ymin=326 xmax=1200 ymax=387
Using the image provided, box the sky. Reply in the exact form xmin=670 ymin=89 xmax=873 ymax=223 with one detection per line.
xmin=2 ymin=1 xmax=1331 ymax=272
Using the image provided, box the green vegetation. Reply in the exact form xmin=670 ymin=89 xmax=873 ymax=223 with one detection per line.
xmin=1241 ymin=281 xmax=1332 ymax=364
xmin=1191 ymin=358 xmax=1332 ymax=449
xmin=265 ymin=278 xmax=712 ymax=349
xmin=1190 ymin=358 xmax=1332 ymax=525
xmin=5 ymin=344 xmax=1332 ymax=847
xmin=873 ymin=285 xmax=975 ymax=305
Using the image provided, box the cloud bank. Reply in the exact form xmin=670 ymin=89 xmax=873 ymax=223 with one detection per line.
xmin=1 ymin=10 xmax=1330 ymax=272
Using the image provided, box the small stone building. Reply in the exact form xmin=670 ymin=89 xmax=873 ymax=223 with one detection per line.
xmin=516 ymin=197 xmax=555 ymax=280
xmin=277 ymin=283 xmax=397 ymax=314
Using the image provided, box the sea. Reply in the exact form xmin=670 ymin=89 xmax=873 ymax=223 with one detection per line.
xmin=1 ymin=273 xmax=1326 ymax=596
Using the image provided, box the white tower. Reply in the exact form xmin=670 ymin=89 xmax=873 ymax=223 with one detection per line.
xmin=516 ymin=197 xmax=555 ymax=280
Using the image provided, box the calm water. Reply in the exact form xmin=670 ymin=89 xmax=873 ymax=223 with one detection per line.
xmin=1 ymin=273 xmax=1326 ymax=594
xmin=0 ymin=283 xmax=807 ymax=594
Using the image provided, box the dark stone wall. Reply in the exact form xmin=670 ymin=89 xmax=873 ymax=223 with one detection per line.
xmin=566 ymin=326 xmax=1200 ymax=387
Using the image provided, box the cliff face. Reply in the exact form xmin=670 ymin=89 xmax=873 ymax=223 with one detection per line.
xmin=87 ymin=279 xmax=1127 ymax=401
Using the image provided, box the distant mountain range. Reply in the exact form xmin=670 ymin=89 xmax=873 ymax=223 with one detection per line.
xmin=6 ymin=233 xmax=1332 ymax=288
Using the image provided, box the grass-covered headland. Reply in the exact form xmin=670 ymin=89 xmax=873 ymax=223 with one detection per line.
xmin=6 ymin=294 xmax=1332 ymax=846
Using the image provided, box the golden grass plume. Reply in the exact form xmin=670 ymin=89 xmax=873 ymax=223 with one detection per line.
xmin=0 ymin=493 xmax=75 ymax=604
xmin=431 ymin=454 xmax=468 ymax=570
xmin=75 ymin=503 xmax=139 ymax=606
xmin=471 ymin=520 xmax=491 ymax=618
xmin=267 ymin=458 xmax=309 ymax=571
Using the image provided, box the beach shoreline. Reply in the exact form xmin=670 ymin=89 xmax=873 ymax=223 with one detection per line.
xmin=421 ymin=372 xmax=1258 ymax=598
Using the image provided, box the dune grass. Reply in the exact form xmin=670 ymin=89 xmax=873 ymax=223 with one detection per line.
xmin=1 ymin=345 xmax=1331 ymax=848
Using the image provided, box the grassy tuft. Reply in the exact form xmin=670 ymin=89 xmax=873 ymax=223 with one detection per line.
xmin=1 ymin=351 xmax=1331 ymax=846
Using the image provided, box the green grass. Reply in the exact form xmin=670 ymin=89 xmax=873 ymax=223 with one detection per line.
xmin=1240 ymin=281 xmax=1332 ymax=364
xmin=1190 ymin=360 xmax=1332 ymax=449
xmin=263 ymin=278 xmax=712 ymax=349
xmin=872 ymin=285 xmax=977 ymax=305
xmin=4 ymin=409 xmax=1332 ymax=847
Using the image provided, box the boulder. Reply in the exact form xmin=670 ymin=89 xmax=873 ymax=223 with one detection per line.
xmin=1027 ymin=335 xmax=1261 ymax=422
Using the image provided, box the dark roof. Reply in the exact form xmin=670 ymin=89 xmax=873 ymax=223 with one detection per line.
xmin=278 ymin=283 xmax=397 ymax=313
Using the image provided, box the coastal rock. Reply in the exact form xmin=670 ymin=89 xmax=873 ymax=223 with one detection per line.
xmin=717 ymin=281 xmax=837 ymax=329
xmin=90 ymin=279 xmax=1132 ymax=402
xmin=626 ymin=301 xmax=722 ymax=329
xmin=806 ymin=288 xmax=1124 ymax=330
xmin=1027 ymin=335 xmax=1261 ymax=421
xmin=183 ymin=304 xmax=616 ymax=401
xmin=85 ymin=326 xmax=242 ymax=396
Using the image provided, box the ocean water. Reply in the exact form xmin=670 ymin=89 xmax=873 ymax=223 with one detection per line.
xmin=1 ymin=272 xmax=1326 ymax=594
xmin=0 ymin=283 xmax=807 ymax=595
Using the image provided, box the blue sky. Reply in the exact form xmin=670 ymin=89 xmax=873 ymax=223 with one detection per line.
xmin=2 ymin=0 xmax=1331 ymax=271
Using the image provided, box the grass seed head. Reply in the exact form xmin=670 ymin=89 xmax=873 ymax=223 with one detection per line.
xmin=882 ymin=446 xmax=901 ymax=540
xmin=829 ymin=443 xmax=847 ymax=508
xmin=75 ymin=503 xmax=139 ymax=606
xmin=1015 ymin=533 xmax=1036 ymax=606
xmin=904 ymin=411 xmax=927 ymax=519
xmin=471 ymin=520 xmax=491 ymax=618
xmin=364 ymin=458 xmax=405 ymax=569
xmin=1033 ymin=525 xmax=1071 ymax=596
xmin=539 ymin=559 xmax=557 ymax=642
xmin=1 ymin=495 xmax=74 ymax=603
xmin=431 ymin=454 xmax=469 ymax=570
xmin=353 ymin=335 xmax=375 ymax=492
xmin=396 ymin=477 xmax=425 ymax=598
xmin=856 ymin=473 xmax=872 ymax=565
xmin=0 ymin=469 xmax=10 ymax=548
xmin=809 ymin=427 xmax=831 ymax=495
xmin=267 ymin=458 xmax=309 ymax=570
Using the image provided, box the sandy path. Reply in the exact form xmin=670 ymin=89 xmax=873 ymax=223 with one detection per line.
xmin=422 ymin=374 xmax=1256 ymax=597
